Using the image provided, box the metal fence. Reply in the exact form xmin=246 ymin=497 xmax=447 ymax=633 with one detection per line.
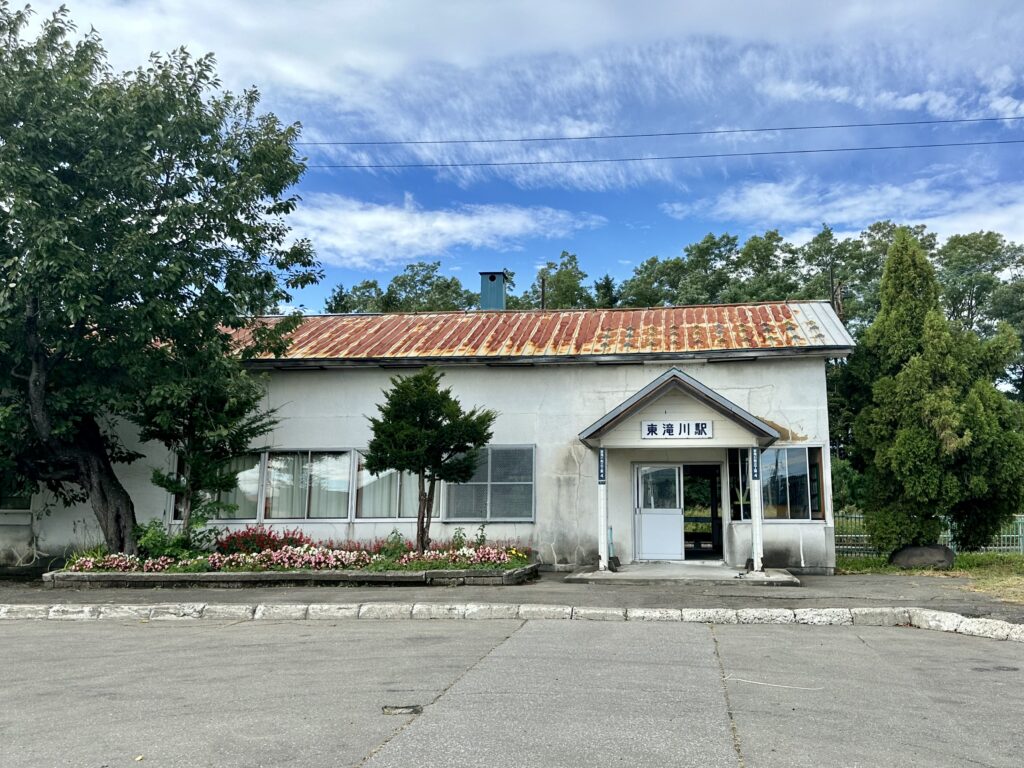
xmin=834 ymin=510 xmax=1024 ymax=557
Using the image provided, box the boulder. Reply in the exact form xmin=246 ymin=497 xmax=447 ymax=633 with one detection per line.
xmin=888 ymin=544 xmax=955 ymax=570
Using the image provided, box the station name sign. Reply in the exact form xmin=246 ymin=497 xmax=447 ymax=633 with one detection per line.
xmin=641 ymin=420 xmax=713 ymax=439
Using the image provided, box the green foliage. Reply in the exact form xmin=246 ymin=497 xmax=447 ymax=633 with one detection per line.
xmin=379 ymin=529 xmax=412 ymax=560
xmin=473 ymin=525 xmax=488 ymax=548
xmin=0 ymin=6 xmax=318 ymax=554
xmin=325 ymin=262 xmax=476 ymax=313
xmin=134 ymin=519 xmax=214 ymax=560
xmin=852 ymin=231 xmax=1024 ymax=553
xmin=364 ymin=368 xmax=495 ymax=552
xmin=450 ymin=527 xmax=467 ymax=549
xmin=935 ymin=232 xmax=1022 ymax=335
xmin=592 ymin=274 xmax=620 ymax=308
xmin=137 ymin=351 xmax=276 ymax=537
xmin=829 ymin=457 xmax=865 ymax=510
xmin=863 ymin=504 xmax=945 ymax=555
xmin=70 ymin=543 xmax=110 ymax=562
xmin=516 ymin=251 xmax=594 ymax=309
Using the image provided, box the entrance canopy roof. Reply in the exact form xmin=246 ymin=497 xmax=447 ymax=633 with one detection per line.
xmin=578 ymin=367 xmax=781 ymax=448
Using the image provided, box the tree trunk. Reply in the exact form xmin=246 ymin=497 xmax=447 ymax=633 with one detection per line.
xmin=423 ymin=476 xmax=437 ymax=552
xmin=179 ymin=460 xmax=193 ymax=541
xmin=75 ymin=417 xmax=139 ymax=555
xmin=80 ymin=446 xmax=138 ymax=555
xmin=415 ymin=472 xmax=428 ymax=554
xmin=25 ymin=300 xmax=138 ymax=554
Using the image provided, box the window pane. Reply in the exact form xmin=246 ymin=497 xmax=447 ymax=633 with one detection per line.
xmin=640 ymin=467 xmax=679 ymax=509
xmin=491 ymin=447 xmax=533 ymax=483
xmin=761 ymin=449 xmax=789 ymax=519
xmin=786 ymin=448 xmax=810 ymax=520
xmin=265 ymin=453 xmax=307 ymax=519
xmin=447 ymin=484 xmax=488 ymax=519
xmin=808 ymin=448 xmax=824 ymax=520
xmin=728 ymin=449 xmax=749 ymax=521
xmin=398 ymin=473 xmax=440 ymax=518
xmin=307 ymin=453 xmax=350 ymax=519
xmin=218 ymin=454 xmax=260 ymax=519
xmin=356 ymin=455 xmax=398 ymax=518
xmin=467 ymin=450 xmax=489 ymax=483
xmin=490 ymin=484 xmax=532 ymax=518
xmin=0 ymin=476 xmax=32 ymax=510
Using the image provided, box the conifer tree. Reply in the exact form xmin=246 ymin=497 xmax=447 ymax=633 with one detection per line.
xmin=853 ymin=230 xmax=1024 ymax=552
xmin=363 ymin=368 xmax=495 ymax=553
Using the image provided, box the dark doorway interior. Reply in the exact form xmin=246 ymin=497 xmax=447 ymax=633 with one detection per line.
xmin=683 ymin=465 xmax=723 ymax=559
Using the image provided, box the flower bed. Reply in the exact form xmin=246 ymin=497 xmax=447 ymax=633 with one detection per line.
xmin=66 ymin=543 xmax=531 ymax=574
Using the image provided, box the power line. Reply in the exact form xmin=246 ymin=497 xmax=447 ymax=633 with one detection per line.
xmin=306 ymin=137 xmax=1024 ymax=169
xmin=296 ymin=115 xmax=1024 ymax=146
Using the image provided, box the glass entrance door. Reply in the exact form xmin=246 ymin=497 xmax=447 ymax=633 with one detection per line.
xmin=682 ymin=464 xmax=723 ymax=559
xmin=635 ymin=465 xmax=684 ymax=560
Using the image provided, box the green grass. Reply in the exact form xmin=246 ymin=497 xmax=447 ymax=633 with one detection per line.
xmin=837 ymin=552 xmax=1024 ymax=602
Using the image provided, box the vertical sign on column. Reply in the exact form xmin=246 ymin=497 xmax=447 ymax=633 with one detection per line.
xmin=597 ymin=447 xmax=609 ymax=570
xmin=750 ymin=447 xmax=760 ymax=480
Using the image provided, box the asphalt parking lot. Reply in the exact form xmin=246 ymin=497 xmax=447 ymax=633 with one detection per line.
xmin=2 ymin=619 xmax=1021 ymax=767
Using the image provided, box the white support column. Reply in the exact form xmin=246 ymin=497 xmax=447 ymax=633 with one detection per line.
xmin=597 ymin=446 xmax=609 ymax=571
xmin=749 ymin=446 xmax=765 ymax=571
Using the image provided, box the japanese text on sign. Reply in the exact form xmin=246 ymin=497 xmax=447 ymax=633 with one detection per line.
xmin=640 ymin=420 xmax=713 ymax=439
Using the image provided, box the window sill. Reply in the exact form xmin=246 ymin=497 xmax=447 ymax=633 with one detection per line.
xmin=442 ymin=519 xmax=535 ymax=524
xmin=729 ymin=519 xmax=828 ymax=524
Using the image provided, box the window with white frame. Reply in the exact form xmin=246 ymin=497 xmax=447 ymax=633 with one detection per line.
xmin=0 ymin=475 xmax=32 ymax=512
xmin=265 ymin=451 xmax=352 ymax=519
xmin=728 ymin=448 xmax=751 ymax=521
xmin=216 ymin=453 xmax=262 ymax=519
xmin=210 ymin=450 xmax=441 ymax=521
xmin=760 ymin=447 xmax=824 ymax=520
xmin=447 ymin=446 xmax=534 ymax=521
xmin=354 ymin=452 xmax=439 ymax=519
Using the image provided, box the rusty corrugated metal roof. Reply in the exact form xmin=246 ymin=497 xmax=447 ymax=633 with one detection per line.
xmin=249 ymin=301 xmax=853 ymax=364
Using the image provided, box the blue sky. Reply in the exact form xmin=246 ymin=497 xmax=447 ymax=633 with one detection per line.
xmin=56 ymin=1 xmax=1024 ymax=310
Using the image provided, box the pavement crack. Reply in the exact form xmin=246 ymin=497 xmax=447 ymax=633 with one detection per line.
xmin=356 ymin=619 xmax=527 ymax=767
xmin=710 ymin=624 xmax=746 ymax=768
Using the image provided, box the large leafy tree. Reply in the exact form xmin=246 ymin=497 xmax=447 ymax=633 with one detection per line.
xmin=325 ymin=262 xmax=476 ymax=313
xmin=0 ymin=7 xmax=318 ymax=553
xmin=364 ymin=368 xmax=495 ymax=553
xmin=936 ymin=231 xmax=1023 ymax=335
xmin=324 ymin=280 xmax=386 ymax=313
xmin=618 ymin=255 xmax=686 ymax=307
xmin=852 ymin=230 xmax=1024 ymax=552
xmin=519 ymin=251 xmax=594 ymax=309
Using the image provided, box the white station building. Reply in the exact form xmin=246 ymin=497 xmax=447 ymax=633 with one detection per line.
xmin=1 ymin=273 xmax=854 ymax=573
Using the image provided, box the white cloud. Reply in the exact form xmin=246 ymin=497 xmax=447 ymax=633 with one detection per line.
xmin=45 ymin=1 xmax=1024 ymax=192
xmin=667 ymin=175 xmax=1024 ymax=243
xmin=62 ymin=1 xmax=1024 ymax=86
xmin=290 ymin=193 xmax=605 ymax=268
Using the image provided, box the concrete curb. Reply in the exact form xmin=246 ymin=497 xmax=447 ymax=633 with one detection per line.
xmin=1 ymin=602 xmax=1021 ymax=642
xmin=42 ymin=563 xmax=541 ymax=589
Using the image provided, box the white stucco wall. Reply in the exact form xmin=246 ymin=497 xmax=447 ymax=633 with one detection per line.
xmin=255 ymin=357 xmax=834 ymax=569
xmin=0 ymin=422 xmax=173 ymax=565
xmin=10 ymin=356 xmax=836 ymax=571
